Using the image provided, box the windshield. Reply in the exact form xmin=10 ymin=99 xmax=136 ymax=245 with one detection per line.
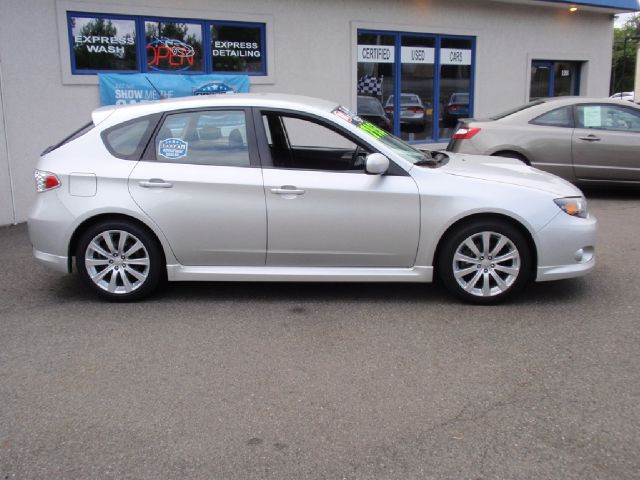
xmin=450 ymin=93 xmax=469 ymax=104
xmin=331 ymin=105 xmax=432 ymax=165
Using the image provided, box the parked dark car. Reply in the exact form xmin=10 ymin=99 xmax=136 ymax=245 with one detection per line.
xmin=357 ymin=95 xmax=391 ymax=131
xmin=443 ymin=92 xmax=470 ymax=126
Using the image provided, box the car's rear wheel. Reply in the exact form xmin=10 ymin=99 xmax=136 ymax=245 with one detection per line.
xmin=77 ymin=220 xmax=164 ymax=302
xmin=438 ymin=220 xmax=532 ymax=304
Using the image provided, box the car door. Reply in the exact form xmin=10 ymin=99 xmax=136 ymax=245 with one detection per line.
xmin=524 ymin=105 xmax=575 ymax=180
xmin=572 ymin=103 xmax=640 ymax=181
xmin=256 ymin=109 xmax=420 ymax=268
xmin=128 ymin=108 xmax=267 ymax=266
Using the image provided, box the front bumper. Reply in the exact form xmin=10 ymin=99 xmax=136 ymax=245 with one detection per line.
xmin=535 ymin=212 xmax=597 ymax=282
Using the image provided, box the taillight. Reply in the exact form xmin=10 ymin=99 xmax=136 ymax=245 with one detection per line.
xmin=448 ymin=105 xmax=462 ymax=111
xmin=408 ymin=106 xmax=422 ymax=113
xmin=452 ymin=127 xmax=481 ymax=140
xmin=34 ymin=170 xmax=61 ymax=192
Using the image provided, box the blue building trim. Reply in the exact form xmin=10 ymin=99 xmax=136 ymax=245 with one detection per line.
xmin=67 ymin=11 xmax=267 ymax=76
xmin=532 ymin=0 xmax=638 ymax=11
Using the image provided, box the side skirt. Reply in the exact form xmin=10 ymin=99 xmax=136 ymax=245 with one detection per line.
xmin=167 ymin=265 xmax=433 ymax=283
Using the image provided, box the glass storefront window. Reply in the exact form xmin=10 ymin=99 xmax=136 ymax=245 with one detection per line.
xmin=356 ymin=33 xmax=396 ymax=133
xmin=530 ymin=60 xmax=580 ymax=101
xmin=400 ymin=35 xmax=435 ymax=142
xmin=68 ymin=12 xmax=266 ymax=76
xmin=554 ymin=62 xmax=579 ymax=97
xmin=439 ymin=38 xmax=473 ymax=138
xmin=70 ymin=15 xmax=137 ymax=71
xmin=145 ymin=20 xmax=203 ymax=72
xmin=356 ymin=30 xmax=474 ymax=143
xmin=530 ymin=63 xmax=552 ymax=101
xmin=211 ymin=24 xmax=265 ymax=74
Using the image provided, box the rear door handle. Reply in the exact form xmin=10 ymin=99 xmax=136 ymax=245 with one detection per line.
xmin=270 ymin=186 xmax=305 ymax=195
xmin=578 ymin=135 xmax=601 ymax=142
xmin=139 ymin=179 xmax=173 ymax=188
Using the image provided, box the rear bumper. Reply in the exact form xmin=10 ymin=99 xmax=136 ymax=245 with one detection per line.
xmin=33 ymin=248 xmax=69 ymax=273
xmin=28 ymin=190 xmax=75 ymax=274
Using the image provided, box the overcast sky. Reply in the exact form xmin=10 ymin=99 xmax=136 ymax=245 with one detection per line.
xmin=614 ymin=12 xmax=637 ymax=27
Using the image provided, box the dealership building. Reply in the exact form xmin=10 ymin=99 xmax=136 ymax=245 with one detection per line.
xmin=0 ymin=0 xmax=637 ymax=226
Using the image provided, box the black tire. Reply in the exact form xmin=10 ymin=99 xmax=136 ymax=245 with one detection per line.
xmin=437 ymin=220 xmax=532 ymax=304
xmin=492 ymin=151 xmax=529 ymax=165
xmin=76 ymin=220 xmax=164 ymax=302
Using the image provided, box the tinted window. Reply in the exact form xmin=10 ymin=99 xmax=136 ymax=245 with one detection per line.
xmin=531 ymin=106 xmax=573 ymax=127
xmin=576 ymin=104 xmax=640 ymax=132
xmin=103 ymin=118 xmax=151 ymax=159
xmin=155 ymin=110 xmax=250 ymax=166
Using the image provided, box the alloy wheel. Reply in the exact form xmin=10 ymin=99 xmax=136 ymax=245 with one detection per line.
xmin=84 ymin=230 xmax=150 ymax=294
xmin=452 ymin=231 xmax=521 ymax=298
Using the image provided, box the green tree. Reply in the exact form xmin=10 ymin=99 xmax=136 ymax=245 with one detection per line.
xmin=612 ymin=14 xmax=640 ymax=94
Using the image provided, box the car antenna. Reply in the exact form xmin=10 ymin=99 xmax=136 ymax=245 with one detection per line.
xmin=144 ymin=76 xmax=165 ymax=100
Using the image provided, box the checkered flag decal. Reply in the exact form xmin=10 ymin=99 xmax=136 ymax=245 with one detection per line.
xmin=357 ymin=75 xmax=383 ymax=96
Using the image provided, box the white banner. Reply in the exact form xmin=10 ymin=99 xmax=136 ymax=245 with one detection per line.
xmin=401 ymin=47 xmax=435 ymax=64
xmin=357 ymin=45 xmax=395 ymax=63
xmin=440 ymin=48 xmax=472 ymax=66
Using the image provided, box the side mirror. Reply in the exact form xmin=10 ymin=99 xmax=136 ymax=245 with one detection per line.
xmin=365 ymin=153 xmax=389 ymax=175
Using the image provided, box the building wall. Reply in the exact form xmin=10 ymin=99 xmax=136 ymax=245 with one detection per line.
xmin=0 ymin=0 xmax=615 ymax=225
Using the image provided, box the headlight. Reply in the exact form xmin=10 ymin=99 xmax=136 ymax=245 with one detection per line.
xmin=554 ymin=197 xmax=588 ymax=218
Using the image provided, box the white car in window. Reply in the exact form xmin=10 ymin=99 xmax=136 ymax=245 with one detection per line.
xmin=29 ymin=94 xmax=596 ymax=304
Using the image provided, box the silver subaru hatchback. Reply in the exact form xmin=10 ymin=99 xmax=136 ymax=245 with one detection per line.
xmin=29 ymin=94 xmax=596 ymax=304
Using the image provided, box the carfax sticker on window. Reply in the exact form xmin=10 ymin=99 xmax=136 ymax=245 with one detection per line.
xmin=158 ymin=138 xmax=188 ymax=159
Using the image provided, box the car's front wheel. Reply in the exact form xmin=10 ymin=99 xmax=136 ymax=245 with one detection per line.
xmin=77 ymin=220 xmax=164 ymax=302
xmin=438 ymin=220 xmax=532 ymax=304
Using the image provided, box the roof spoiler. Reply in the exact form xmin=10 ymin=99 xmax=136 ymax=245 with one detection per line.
xmin=91 ymin=105 xmax=118 ymax=126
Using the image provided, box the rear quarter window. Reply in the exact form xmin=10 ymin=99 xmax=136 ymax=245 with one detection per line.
xmin=530 ymin=106 xmax=574 ymax=127
xmin=101 ymin=115 xmax=159 ymax=160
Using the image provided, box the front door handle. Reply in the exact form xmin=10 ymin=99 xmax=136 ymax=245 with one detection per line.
xmin=139 ymin=179 xmax=173 ymax=188
xmin=578 ymin=135 xmax=601 ymax=142
xmin=270 ymin=186 xmax=305 ymax=195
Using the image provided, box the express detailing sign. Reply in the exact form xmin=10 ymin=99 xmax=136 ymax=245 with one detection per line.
xmin=98 ymin=73 xmax=250 ymax=106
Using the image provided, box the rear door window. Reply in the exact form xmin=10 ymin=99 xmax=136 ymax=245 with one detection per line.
xmin=153 ymin=110 xmax=253 ymax=167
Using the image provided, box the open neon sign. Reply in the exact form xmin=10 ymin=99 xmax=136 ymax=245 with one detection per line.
xmin=147 ymin=38 xmax=196 ymax=71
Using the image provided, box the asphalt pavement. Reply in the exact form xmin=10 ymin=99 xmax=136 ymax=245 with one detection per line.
xmin=1 ymin=188 xmax=639 ymax=479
